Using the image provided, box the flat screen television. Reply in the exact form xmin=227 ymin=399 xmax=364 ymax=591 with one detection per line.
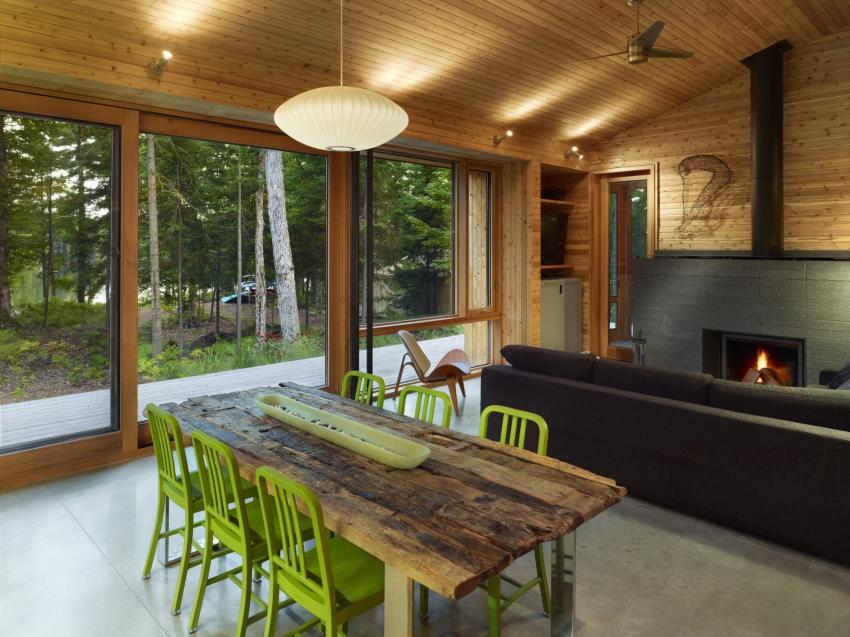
xmin=541 ymin=212 xmax=568 ymax=265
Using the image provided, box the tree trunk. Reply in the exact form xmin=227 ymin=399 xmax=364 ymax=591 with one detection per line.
xmin=236 ymin=153 xmax=242 ymax=354
xmin=47 ymin=176 xmax=55 ymax=299
xmin=146 ymin=134 xmax=163 ymax=356
xmin=254 ymin=153 xmax=267 ymax=341
xmin=177 ymin=222 xmax=184 ymax=355
xmin=263 ymin=149 xmax=300 ymax=342
xmin=74 ymin=129 xmax=86 ymax=303
xmin=0 ymin=115 xmax=12 ymax=325
xmin=214 ymin=247 xmax=221 ymax=337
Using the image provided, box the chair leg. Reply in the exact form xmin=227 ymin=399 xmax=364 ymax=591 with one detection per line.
xmin=170 ymin=508 xmax=194 ymax=615
xmin=458 ymin=375 xmax=466 ymax=397
xmin=446 ymin=377 xmax=460 ymax=416
xmin=393 ymin=355 xmax=408 ymax=396
xmin=486 ymin=574 xmax=501 ymax=637
xmin=235 ymin=559 xmax=254 ymax=637
xmin=142 ymin=488 xmax=166 ymax=580
xmin=419 ymin=583 xmax=430 ymax=618
xmin=534 ymin=544 xmax=551 ymax=615
xmin=264 ymin=567 xmax=279 ymax=637
xmin=188 ymin=526 xmax=214 ymax=634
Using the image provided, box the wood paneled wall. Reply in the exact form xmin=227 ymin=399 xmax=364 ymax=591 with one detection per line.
xmin=592 ymin=30 xmax=850 ymax=252
xmin=499 ymin=161 xmax=540 ymax=352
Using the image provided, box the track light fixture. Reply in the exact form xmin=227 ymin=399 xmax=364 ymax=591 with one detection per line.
xmin=493 ymin=127 xmax=514 ymax=146
xmin=148 ymin=50 xmax=173 ymax=76
xmin=565 ymin=144 xmax=584 ymax=160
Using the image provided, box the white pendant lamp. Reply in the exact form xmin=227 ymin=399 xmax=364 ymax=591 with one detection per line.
xmin=273 ymin=0 xmax=409 ymax=152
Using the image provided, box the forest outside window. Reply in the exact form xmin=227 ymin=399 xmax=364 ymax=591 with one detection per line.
xmin=137 ymin=131 xmax=328 ymax=417
xmin=0 ymin=111 xmax=118 ymax=452
xmin=366 ymin=154 xmax=455 ymax=324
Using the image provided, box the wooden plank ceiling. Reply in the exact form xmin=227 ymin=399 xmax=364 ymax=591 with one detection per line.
xmin=2 ymin=0 xmax=849 ymax=150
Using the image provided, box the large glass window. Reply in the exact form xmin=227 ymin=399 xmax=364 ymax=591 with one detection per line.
xmin=137 ymin=133 xmax=327 ymax=417
xmin=0 ymin=112 xmax=117 ymax=452
xmin=367 ymin=155 xmax=455 ymax=323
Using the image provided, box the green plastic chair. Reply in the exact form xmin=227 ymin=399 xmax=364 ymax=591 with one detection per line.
xmin=341 ymin=370 xmax=386 ymax=408
xmin=480 ymin=405 xmax=550 ymax=634
xmin=188 ymin=430 xmax=301 ymax=636
xmin=419 ymin=405 xmax=551 ymax=635
xmin=256 ymin=465 xmax=385 ymax=637
xmin=141 ymin=404 xmax=206 ymax=616
xmin=397 ymin=385 xmax=452 ymax=429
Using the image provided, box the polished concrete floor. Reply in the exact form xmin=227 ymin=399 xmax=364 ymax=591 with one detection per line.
xmin=2 ymin=379 xmax=849 ymax=636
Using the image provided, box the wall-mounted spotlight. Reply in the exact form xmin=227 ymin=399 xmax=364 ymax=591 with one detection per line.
xmin=493 ymin=128 xmax=514 ymax=146
xmin=148 ymin=50 xmax=173 ymax=76
xmin=565 ymin=144 xmax=584 ymax=160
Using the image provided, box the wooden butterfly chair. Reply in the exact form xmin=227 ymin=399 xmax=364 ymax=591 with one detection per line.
xmin=394 ymin=330 xmax=471 ymax=415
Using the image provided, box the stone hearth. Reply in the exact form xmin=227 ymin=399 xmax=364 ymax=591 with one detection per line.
xmin=631 ymin=258 xmax=850 ymax=387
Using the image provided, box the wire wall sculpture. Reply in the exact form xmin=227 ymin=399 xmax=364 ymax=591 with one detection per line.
xmin=675 ymin=154 xmax=732 ymax=239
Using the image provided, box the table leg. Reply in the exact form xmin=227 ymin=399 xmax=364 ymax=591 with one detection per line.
xmin=384 ymin=563 xmax=414 ymax=637
xmin=550 ymin=531 xmax=576 ymax=636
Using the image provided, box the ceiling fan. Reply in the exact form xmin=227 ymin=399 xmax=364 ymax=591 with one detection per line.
xmin=572 ymin=0 xmax=693 ymax=65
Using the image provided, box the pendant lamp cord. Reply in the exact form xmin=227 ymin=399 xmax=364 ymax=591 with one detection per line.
xmin=339 ymin=0 xmax=345 ymax=86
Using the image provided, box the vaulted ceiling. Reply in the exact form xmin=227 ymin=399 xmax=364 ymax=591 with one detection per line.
xmin=2 ymin=0 xmax=849 ymax=152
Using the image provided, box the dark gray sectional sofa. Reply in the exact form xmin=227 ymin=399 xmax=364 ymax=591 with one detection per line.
xmin=481 ymin=345 xmax=850 ymax=567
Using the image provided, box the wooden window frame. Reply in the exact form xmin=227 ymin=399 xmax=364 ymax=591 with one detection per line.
xmin=0 ymin=88 xmax=142 ymax=488
xmin=356 ymin=150 xmax=501 ymax=339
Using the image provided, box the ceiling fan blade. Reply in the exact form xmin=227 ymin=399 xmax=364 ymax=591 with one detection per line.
xmin=636 ymin=20 xmax=665 ymax=48
xmin=646 ymin=46 xmax=694 ymax=59
xmin=566 ymin=51 xmax=627 ymax=64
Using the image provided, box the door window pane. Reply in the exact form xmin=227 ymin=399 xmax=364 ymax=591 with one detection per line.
xmin=0 ymin=112 xmax=116 ymax=452
xmin=631 ymin=187 xmax=648 ymax=258
xmin=137 ymin=134 xmax=327 ymax=418
xmin=468 ymin=170 xmax=492 ymax=311
xmin=367 ymin=156 xmax=455 ymax=323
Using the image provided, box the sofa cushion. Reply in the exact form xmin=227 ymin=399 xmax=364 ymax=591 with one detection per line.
xmin=592 ymin=358 xmax=711 ymax=405
xmin=709 ymin=379 xmax=850 ymax=432
xmin=501 ymin=345 xmax=594 ymax=383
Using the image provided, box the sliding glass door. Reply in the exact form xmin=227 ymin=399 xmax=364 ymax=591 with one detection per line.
xmin=0 ymin=111 xmax=119 ymax=452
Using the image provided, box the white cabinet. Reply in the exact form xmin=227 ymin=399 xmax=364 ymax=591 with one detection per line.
xmin=540 ymin=277 xmax=582 ymax=352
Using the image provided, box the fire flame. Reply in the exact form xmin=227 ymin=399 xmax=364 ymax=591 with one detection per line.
xmin=756 ymin=348 xmax=769 ymax=371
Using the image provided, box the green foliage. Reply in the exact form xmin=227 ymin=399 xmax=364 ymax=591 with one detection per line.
xmin=138 ymin=333 xmax=324 ymax=382
xmin=14 ymin=299 xmax=106 ymax=328
xmin=366 ymin=158 xmax=454 ymax=322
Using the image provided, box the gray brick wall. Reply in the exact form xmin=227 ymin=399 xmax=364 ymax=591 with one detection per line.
xmin=631 ymin=259 xmax=850 ymax=386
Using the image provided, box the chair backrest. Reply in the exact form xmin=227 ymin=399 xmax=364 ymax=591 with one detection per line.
xmin=341 ymin=370 xmax=386 ymax=408
xmin=191 ymin=429 xmax=251 ymax=550
xmin=145 ymin=404 xmax=193 ymax=495
xmin=398 ymin=330 xmax=431 ymax=380
xmin=256 ymin=466 xmax=335 ymax=620
xmin=397 ymin=385 xmax=452 ymax=429
xmin=479 ymin=405 xmax=549 ymax=455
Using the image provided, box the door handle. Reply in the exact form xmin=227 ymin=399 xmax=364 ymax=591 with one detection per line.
xmin=559 ymin=285 xmax=563 ymax=294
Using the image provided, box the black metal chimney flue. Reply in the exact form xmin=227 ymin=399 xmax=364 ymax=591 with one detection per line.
xmin=742 ymin=40 xmax=792 ymax=257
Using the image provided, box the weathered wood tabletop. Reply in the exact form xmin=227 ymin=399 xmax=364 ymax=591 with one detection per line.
xmin=162 ymin=382 xmax=626 ymax=603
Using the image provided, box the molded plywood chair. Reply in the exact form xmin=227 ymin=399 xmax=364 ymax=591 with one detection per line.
xmin=419 ymin=405 xmax=551 ymax=635
xmin=141 ymin=404 xmax=206 ymax=616
xmin=397 ymin=385 xmax=452 ymax=429
xmin=188 ymin=430 xmax=304 ymax=636
xmin=256 ymin=466 xmax=385 ymax=637
xmin=394 ymin=330 xmax=472 ymax=416
xmin=341 ymin=370 xmax=386 ymax=408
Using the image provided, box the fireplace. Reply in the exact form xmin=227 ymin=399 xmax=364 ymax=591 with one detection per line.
xmin=703 ymin=330 xmax=805 ymax=387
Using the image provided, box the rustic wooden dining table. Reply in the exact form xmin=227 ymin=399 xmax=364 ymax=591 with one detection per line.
xmin=161 ymin=382 xmax=626 ymax=636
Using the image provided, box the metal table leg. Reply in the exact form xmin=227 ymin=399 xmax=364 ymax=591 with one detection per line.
xmin=550 ymin=531 xmax=576 ymax=636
